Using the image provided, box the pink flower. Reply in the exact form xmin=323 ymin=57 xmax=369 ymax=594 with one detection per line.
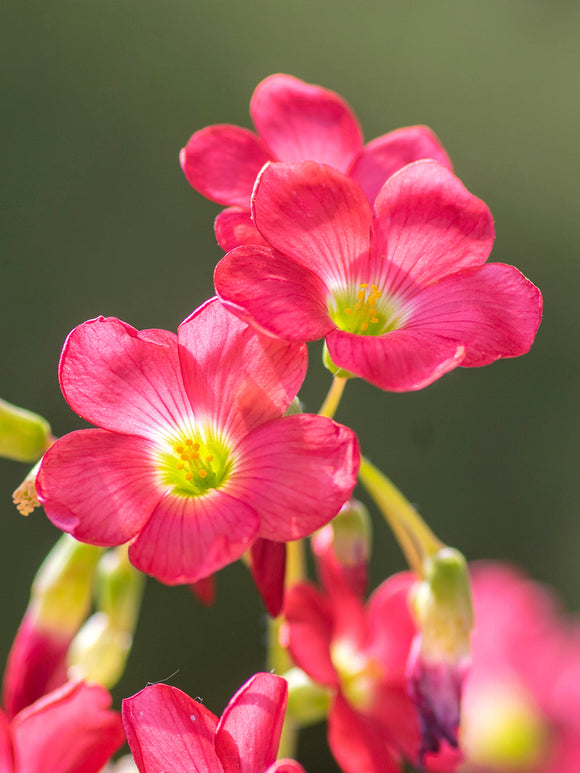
xmin=122 ymin=673 xmax=306 ymax=773
xmin=283 ymin=544 xmax=459 ymax=772
xmin=36 ymin=299 xmax=359 ymax=585
xmin=0 ymin=680 xmax=124 ymax=773
xmin=180 ymin=73 xmax=451 ymax=250
xmin=460 ymin=563 xmax=580 ymax=773
xmin=214 ymin=160 xmax=542 ymax=392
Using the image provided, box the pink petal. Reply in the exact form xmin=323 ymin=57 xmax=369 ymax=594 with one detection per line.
xmin=214 ymin=208 xmax=268 ymax=251
xmin=37 ymin=429 xmax=162 ymax=546
xmin=366 ymin=573 xmax=416 ymax=681
xmin=373 ymin=161 xmax=495 ymax=295
xmin=12 ymin=681 xmax=124 ymax=773
xmin=59 ymin=317 xmax=193 ymax=439
xmin=122 ymin=683 xmax=222 ymax=773
xmin=189 ymin=575 xmax=216 ymax=607
xmin=249 ymin=538 xmax=286 ymax=618
xmin=128 ymin=488 xmax=259 ymax=585
xmin=177 ymin=299 xmax=307 ymax=441
xmin=231 ymin=414 xmax=359 ymax=541
xmin=0 ymin=710 xmax=15 ymax=773
xmin=250 ymin=74 xmax=362 ymax=172
xmin=266 ymin=761 xmax=307 ymax=773
xmin=214 ymin=246 xmax=334 ymax=342
xmin=406 ymin=263 xmax=543 ymax=367
xmin=327 ymin=693 xmax=400 ymax=773
xmin=215 ymin=673 xmax=287 ymax=773
xmin=180 ymin=125 xmax=272 ymax=207
xmin=349 ymin=125 xmax=452 ymax=204
xmin=252 ymin=161 xmax=373 ymax=287
xmin=326 ymin=328 xmax=465 ymax=392
xmin=284 ymin=582 xmax=339 ymax=687
xmin=2 ymin=612 xmax=70 ymax=719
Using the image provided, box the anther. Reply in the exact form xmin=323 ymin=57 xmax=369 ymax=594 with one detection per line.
xmin=199 ymin=470 xmax=208 ymax=479
xmin=184 ymin=472 xmax=194 ymax=482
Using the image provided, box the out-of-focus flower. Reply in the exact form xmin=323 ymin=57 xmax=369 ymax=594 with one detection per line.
xmin=37 ymin=299 xmax=359 ymax=587
xmin=122 ymin=672 xmax=306 ymax=772
xmin=460 ymin=563 xmax=580 ymax=773
xmin=180 ymin=73 xmax=451 ymax=250
xmin=215 ymin=160 xmax=542 ymax=392
xmin=2 ymin=535 xmax=103 ymax=719
xmin=282 ymin=540 xmax=459 ymax=773
xmin=0 ymin=680 xmax=124 ymax=773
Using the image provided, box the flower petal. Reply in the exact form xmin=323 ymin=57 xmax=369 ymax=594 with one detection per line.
xmin=177 ymin=299 xmax=308 ymax=441
xmin=59 ymin=317 xmax=193 ymax=439
xmin=12 ymin=681 xmax=124 ymax=773
xmin=0 ymin=710 xmax=15 ymax=773
xmin=37 ymin=429 xmax=162 ymax=546
xmin=366 ymin=573 xmax=416 ymax=681
xmin=215 ymin=673 xmax=287 ymax=773
xmin=128 ymin=488 xmax=259 ymax=585
xmin=250 ymin=74 xmax=362 ymax=172
xmin=231 ymin=414 xmax=360 ymax=541
xmin=266 ymin=761 xmax=307 ymax=773
xmin=252 ymin=161 xmax=373 ymax=288
xmin=373 ymin=161 xmax=495 ymax=295
xmin=349 ymin=126 xmax=452 ymax=204
xmin=406 ymin=263 xmax=543 ymax=366
xmin=326 ymin=328 xmax=465 ymax=392
xmin=249 ymin=538 xmax=286 ymax=618
xmin=122 ymin=683 xmax=222 ymax=773
xmin=180 ymin=125 xmax=272 ymax=207
xmin=214 ymin=246 xmax=334 ymax=342
xmin=214 ymin=208 xmax=268 ymax=251
xmin=283 ymin=582 xmax=339 ymax=687
xmin=327 ymin=693 xmax=400 ymax=773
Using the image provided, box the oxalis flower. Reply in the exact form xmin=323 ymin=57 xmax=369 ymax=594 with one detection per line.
xmin=180 ymin=73 xmax=451 ymax=250
xmin=36 ymin=299 xmax=359 ymax=585
xmin=214 ymin=160 xmax=542 ymax=392
xmin=122 ymin=673 xmax=306 ymax=772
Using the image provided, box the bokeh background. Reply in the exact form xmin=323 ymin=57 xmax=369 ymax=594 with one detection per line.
xmin=1 ymin=0 xmax=579 ymax=768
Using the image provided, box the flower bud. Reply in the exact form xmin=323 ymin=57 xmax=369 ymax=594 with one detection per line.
xmin=2 ymin=535 xmax=102 ymax=717
xmin=406 ymin=547 xmax=473 ymax=760
xmin=0 ymin=397 xmax=52 ymax=462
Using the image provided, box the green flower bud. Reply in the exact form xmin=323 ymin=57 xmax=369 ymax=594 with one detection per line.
xmin=0 ymin=397 xmax=52 ymax=462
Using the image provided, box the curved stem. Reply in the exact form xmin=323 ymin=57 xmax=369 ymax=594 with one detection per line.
xmin=318 ymin=375 xmax=347 ymax=419
xmin=358 ymin=455 xmax=442 ymax=576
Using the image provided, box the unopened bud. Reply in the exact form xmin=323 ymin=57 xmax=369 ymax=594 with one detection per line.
xmin=0 ymin=397 xmax=52 ymax=462
xmin=407 ymin=547 xmax=473 ymax=760
xmin=68 ymin=612 xmax=132 ymax=689
xmin=284 ymin=667 xmax=330 ymax=727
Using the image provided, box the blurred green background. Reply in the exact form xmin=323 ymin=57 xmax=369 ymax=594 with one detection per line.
xmin=1 ymin=0 xmax=579 ymax=768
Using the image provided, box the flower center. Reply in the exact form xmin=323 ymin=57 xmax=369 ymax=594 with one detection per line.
xmin=461 ymin=681 xmax=550 ymax=772
xmin=329 ymin=283 xmax=403 ymax=336
xmin=157 ymin=434 xmax=232 ymax=497
xmin=330 ymin=639 xmax=382 ymax=710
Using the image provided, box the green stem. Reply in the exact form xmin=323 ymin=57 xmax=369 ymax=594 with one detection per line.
xmin=318 ymin=375 xmax=347 ymax=419
xmin=358 ymin=456 xmax=442 ymax=576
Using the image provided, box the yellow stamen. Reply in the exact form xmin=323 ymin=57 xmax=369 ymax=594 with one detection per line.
xmin=360 ymin=321 xmax=369 ymax=332
xmin=199 ymin=469 xmax=208 ymax=479
xmin=184 ymin=472 xmax=194 ymax=481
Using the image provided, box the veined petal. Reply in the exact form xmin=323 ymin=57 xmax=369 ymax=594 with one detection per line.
xmin=177 ymin=299 xmax=307 ymax=441
xmin=373 ymin=161 xmax=495 ymax=295
xmin=231 ymin=414 xmax=360 ymax=541
xmin=128 ymin=488 xmax=259 ymax=585
xmin=406 ymin=263 xmax=543 ymax=367
xmin=327 ymin=693 xmax=401 ymax=773
xmin=122 ymin=684 xmax=222 ymax=773
xmin=37 ymin=429 xmax=162 ymax=546
xmin=250 ymin=74 xmax=362 ymax=172
xmin=326 ymin=328 xmax=465 ymax=392
xmin=12 ymin=681 xmax=124 ymax=773
xmin=59 ymin=317 xmax=193 ymax=439
xmin=214 ymin=208 xmax=267 ymax=251
xmin=180 ymin=125 xmax=272 ymax=207
xmin=215 ymin=673 xmax=287 ymax=773
xmin=252 ymin=161 xmax=373 ymax=288
xmin=284 ymin=582 xmax=339 ymax=687
xmin=214 ymin=246 xmax=334 ymax=342
xmin=349 ymin=125 xmax=452 ymax=204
